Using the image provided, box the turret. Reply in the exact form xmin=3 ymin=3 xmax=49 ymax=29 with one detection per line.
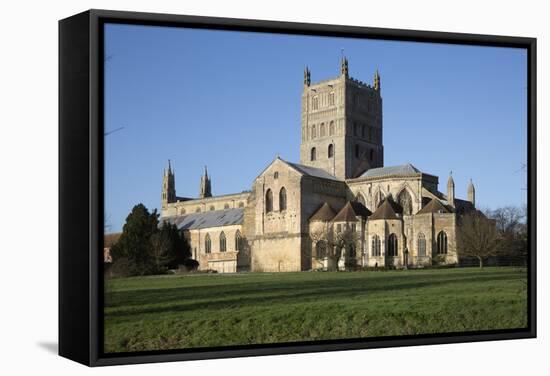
xmin=161 ymin=160 xmax=176 ymax=208
xmin=467 ymin=179 xmax=476 ymax=207
xmin=374 ymin=69 xmax=381 ymax=92
xmin=447 ymin=172 xmax=455 ymax=207
xmin=199 ymin=165 xmax=212 ymax=198
xmin=340 ymin=56 xmax=349 ymax=78
xmin=304 ymin=66 xmax=311 ymax=87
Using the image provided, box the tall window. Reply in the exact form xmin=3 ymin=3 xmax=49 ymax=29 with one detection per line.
xmin=328 ymin=92 xmax=335 ymax=106
xmin=205 ymin=234 xmax=211 ymax=254
xmin=235 ymin=230 xmax=242 ymax=252
xmin=265 ymin=189 xmax=273 ymax=213
xmin=274 ymin=171 xmax=279 ymax=179
xmin=437 ymin=231 xmax=448 ymax=255
xmin=371 ymin=235 xmax=381 ymax=256
xmin=356 ymin=193 xmax=366 ymax=206
xmin=312 ymin=96 xmax=319 ymax=110
xmin=311 ymin=147 xmax=317 ymax=161
xmin=369 ymin=149 xmax=374 ymax=161
xmin=355 ymin=144 xmax=360 ymax=158
xmin=329 ymin=121 xmax=335 ymax=136
xmin=328 ymin=144 xmax=334 ymax=158
xmin=219 ymin=232 xmax=226 ymax=252
xmin=279 ymin=187 xmax=287 ymax=211
xmin=397 ymin=189 xmax=413 ymax=215
xmin=320 ymin=123 xmax=326 ymax=137
xmin=417 ymin=233 xmax=426 ymax=257
xmin=311 ymin=124 xmax=316 ymax=139
xmin=388 ymin=233 xmax=398 ymax=257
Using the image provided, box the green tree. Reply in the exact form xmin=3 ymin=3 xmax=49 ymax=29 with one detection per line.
xmin=110 ymin=204 xmax=159 ymax=276
xmin=157 ymin=221 xmax=191 ymax=269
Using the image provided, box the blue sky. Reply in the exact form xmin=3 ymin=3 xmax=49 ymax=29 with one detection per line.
xmin=104 ymin=23 xmax=527 ymax=233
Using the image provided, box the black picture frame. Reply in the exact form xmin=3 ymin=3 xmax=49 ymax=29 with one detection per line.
xmin=59 ymin=9 xmax=537 ymax=367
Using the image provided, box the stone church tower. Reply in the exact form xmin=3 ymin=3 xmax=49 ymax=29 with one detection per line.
xmin=161 ymin=160 xmax=176 ymax=208
xmin=299 ymin=57 xmax=384 ymax=179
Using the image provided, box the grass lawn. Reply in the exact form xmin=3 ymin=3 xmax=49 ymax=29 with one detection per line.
xmin=104 ymin=267 xmax=527 ymax=353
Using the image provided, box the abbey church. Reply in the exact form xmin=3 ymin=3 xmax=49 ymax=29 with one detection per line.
xmin=160 ymin=57 xmax=477 ymax=273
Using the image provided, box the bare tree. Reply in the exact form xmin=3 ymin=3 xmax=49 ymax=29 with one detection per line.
xmin=458 ymin=211 xmax=500 ymax=268
xmin=333 ymin=226 xmax=360 ymax=270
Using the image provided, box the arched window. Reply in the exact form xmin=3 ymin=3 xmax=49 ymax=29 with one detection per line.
xmin=320 ymin=123 xmax=326 ymax=137
xmin=329 ymin=121 xmax=335 ymax=136
xmin=219 ymin=232 xmax=226 ymax=252
xmin=312 ymin=96 xmax=319 ymax=110
xmin=274 ymin=171 xmax=279 ymax=179
xmin=371 ymin=235 xmax=381 ymax=256
xmin=328 ymin=92 xmax=335 ymax=106
xmin=224 ymin=203 xmax=229 ymax=209
xmin=235 ymin=230 xmax=242 ymax=252
xmin=205 ymin=234 xmax=211 ymax=254
xmin=328 ymin=144 xmax=334 ymax=158
xmin=265 ymin=189 xmax=273 ymax=213
xmin=355 ymin=193 xmax=366 ymax=206
xmin=316 ymin=240 xmax=327 ymax=258
xmin=311 ymin=147 xmax=317 ymax=161
xmin=279 ymin=187 xmax=287 ymax=211
xmin=311 ymin=124 xmax=316 ymax=139
xmin=417 ymin=233 xmax=426 ymax=257
xmin=355 ymin=144 xmax=360 ymax=158
xmin=437 ymin=231 xmax=448 ymax=255
xmin=397 ymin=189 xmax=413 ymax=215
xmin=388 ymin=233 xmax=398 ymax=257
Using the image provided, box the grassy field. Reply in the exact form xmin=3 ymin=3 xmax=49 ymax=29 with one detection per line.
xmin=104 ymin=267 xmax=527 ymax=353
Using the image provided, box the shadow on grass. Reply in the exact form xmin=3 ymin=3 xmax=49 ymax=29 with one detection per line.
xmin=104 ymin=271 xmax=523 ymax=318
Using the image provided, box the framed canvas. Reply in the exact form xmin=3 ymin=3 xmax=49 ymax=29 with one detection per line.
xmin=59 ymin=9 xmax=537 ymax=366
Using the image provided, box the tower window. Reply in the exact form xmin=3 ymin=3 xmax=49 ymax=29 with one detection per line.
xmin=311 ymin=147 xmax=317 ymax=161
xmin=311 ymin=124 xmax=316 ymax=139
xmin=355 ymin=144 xmax=360 ymax=158
xmin=370 ymin=149 xmax=374 ymax=161
xmin=328 ymin=144 xmax=334 ymax=158
xmin=274 ymin=171 xmax=279 ymax=179
xmin=265 ymin=189 xmax=273 ymax=213
xmin=312 ymin=96 xmax=319 ymax=110
xmin=320 ymin=123 xmax=326 ymax=137
xmin=353 ymin=123 xmax=359 ymax=136
xmin=329 ymin=121 xmax=335 ymax=136
xmin=279 ymin=187 xmax=287 ymax=211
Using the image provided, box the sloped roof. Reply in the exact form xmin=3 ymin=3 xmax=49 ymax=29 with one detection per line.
xmin=309 ymin=202 xmax=336 ymax=222
xmin=333 ymin=202 xmax=360 ymax=222
xmin=369 ymin=198 xmax=403 ymax=220
xmin=360 ymin=163 xmax=421 ymax=179
xmin=169 ymin=208 xmax=244 ymax=230
xmin=286 ymin=161 xmax=341 ymax=181
xmin=350 ymin=201 xmax=372 ymax=218
xmin=417 ymin=198 xmax=452 ymax=215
